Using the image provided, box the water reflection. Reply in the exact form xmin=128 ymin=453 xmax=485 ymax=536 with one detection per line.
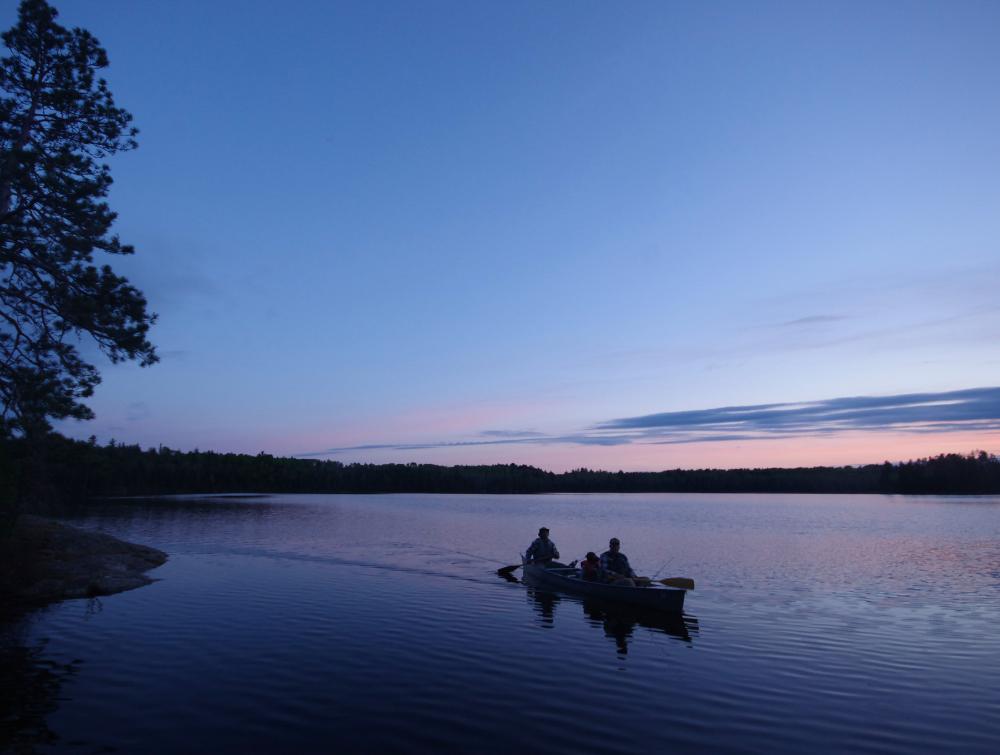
xmin=527 ymin=585 xmax=560 ymax=628
xmin=520 ymin=580 xmax=698 ymax=656
xmin=52 ymin=495 xmax=283 ymax=522
xmin=0 ymin=627 xmax=80 ymax=752
xmin=581 ymin=598 xmax=697 ymax=655
xmin=9 ymin=493 xmax=999 ymax=754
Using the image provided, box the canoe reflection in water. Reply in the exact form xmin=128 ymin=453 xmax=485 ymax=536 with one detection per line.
xmin=519 ymin=582 xmax=698 ymax=656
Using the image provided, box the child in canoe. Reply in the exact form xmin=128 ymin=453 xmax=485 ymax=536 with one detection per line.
xmin=580 ymin=551 xmax=601 ymax=581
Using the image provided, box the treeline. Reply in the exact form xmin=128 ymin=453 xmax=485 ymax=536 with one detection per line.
xmin=3 ymin=436 xmax=1000 ymax=501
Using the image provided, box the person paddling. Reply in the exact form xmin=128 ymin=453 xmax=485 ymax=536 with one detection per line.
xmin=525 ymin=527 xmax=560 ymax=566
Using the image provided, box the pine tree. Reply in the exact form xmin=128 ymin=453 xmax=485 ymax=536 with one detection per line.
xmin=0 ymin=0 xmax=156 ymax=438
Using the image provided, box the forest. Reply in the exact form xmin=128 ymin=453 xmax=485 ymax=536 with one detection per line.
xmin=3 ymin=435 xmax=999 ymax=504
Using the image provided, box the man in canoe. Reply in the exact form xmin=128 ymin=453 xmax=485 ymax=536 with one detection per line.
xmin=600 ymin=537 xmax=649 ymax=587
xmin=525 ymin=526 xmax=560 ymax=566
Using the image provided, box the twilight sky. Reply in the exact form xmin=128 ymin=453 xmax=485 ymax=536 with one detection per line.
xmin=10 ymin=0 xmax=1000 ymax=470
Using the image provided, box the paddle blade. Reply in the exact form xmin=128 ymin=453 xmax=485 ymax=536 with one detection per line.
xmin=497 ymin=564 xmax=521 ymax=576
xmin=659 ymin=577 xmax=695 ymax=590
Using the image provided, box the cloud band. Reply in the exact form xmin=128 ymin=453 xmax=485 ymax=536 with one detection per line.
xmin=301 ymin=387 xmax=1000 ymax=456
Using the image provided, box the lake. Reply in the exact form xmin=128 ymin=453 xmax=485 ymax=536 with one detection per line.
xmin=3 ymin=493 xmax=999 ymax=753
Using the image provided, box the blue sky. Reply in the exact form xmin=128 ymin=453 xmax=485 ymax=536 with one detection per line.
xmin=8 ymin=0 xmax=999 ymax=469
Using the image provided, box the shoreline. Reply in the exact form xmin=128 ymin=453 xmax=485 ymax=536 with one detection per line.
xmin=0 ymin=515 xmax=167 ymax=619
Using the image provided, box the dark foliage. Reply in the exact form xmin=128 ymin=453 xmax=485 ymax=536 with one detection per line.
xmin=0 ymin=0 xmax=156 ymax=439
xmin=4 ymin=436 xmax=998 ymax=499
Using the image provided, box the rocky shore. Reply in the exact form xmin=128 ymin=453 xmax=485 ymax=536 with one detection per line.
xmin=0 ymin=515 xmax=167 ymax=616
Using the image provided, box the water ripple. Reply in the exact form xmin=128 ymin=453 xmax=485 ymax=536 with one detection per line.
xmin=3 ymin=493 xmax=998 ymax=753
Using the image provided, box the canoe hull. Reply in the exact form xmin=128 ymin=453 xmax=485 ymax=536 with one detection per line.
xmin=523 ymin=564 xmax=686 ymax=613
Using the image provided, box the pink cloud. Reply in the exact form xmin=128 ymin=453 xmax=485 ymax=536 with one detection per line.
xmin=317 ymin=429 xmax=999 ymax=473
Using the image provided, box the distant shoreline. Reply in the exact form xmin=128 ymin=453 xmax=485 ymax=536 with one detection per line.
xmin=5 ymin=436 xmax=1000 ymax=498
xmin=24 ymin=438 xmax=1000 ymax=496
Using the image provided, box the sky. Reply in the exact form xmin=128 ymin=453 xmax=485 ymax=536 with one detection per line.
xmin=6 ymin=0 xmax=1000 ymax=471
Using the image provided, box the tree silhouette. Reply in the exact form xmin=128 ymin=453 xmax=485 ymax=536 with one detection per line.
xmin=7 ymin=436 xmax=997 ymax=498
xmin=0 ymin=0 xmax=156 ymax=439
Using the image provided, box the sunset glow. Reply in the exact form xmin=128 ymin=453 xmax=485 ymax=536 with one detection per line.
xmin=16 ymin=0 xmax=997 ymax=470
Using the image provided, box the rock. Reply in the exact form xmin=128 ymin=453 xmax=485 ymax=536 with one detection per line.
xmin=0 ymin=515 xmax=167 ymax=617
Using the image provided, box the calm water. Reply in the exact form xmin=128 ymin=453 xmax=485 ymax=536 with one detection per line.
xmin=3 ymin=493 xmax=1000 ymax=754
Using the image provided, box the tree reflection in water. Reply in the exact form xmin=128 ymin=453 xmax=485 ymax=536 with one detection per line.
xmin=0 ymin=631 xmax=80 ymax=752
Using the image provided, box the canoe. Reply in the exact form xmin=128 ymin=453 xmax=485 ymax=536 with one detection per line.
xmin=522 ymin=563 xmax=686 ymax=613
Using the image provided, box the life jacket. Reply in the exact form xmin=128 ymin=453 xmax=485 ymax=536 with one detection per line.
xmin=580 ymin=559 xmax=599 ymax=581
